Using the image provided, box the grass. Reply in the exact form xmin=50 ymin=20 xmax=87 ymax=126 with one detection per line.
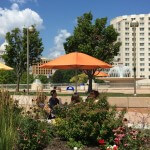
xmin=9 ymin=91 xmax=150 ymax=97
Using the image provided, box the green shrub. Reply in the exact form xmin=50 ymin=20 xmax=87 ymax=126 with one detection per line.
xmin=17 ymin=117 xmax=54 ymax=150
xmin=54 ymin=94 xmax=125 ymax=146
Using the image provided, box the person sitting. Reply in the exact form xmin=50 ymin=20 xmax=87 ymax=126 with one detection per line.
xmin=48 ymin=90 xmax=59 ymax=119
xmin=71 ymin=92 xmax=80 ymax=104
xmin=86 ymin=90 xmax=100 ymax=103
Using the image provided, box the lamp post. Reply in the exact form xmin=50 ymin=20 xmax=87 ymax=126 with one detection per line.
xmin=130 ymin=20 xmax=139 ymax=96
xmin=27 ymin=26 xmax=34 ymax=95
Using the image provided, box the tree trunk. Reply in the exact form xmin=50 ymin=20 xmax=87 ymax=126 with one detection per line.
xmin=16 ymin=76 xmax=20 ymax=92
xmin=88 ymin=75 xmax=93 ymax=93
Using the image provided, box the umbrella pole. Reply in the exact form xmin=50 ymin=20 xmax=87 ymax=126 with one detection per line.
xmin=75 ymin=69 xmax=77 ymax=93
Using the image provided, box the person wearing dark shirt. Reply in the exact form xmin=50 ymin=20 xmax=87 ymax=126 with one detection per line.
xmin=48 ymin=90 xmax=59 ymax=119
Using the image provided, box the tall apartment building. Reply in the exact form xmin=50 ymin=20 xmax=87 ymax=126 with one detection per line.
xmin=111 ymin=14 xmax=150 ymax=79
xmin=32 ymin=58 xmax=54 ymax=77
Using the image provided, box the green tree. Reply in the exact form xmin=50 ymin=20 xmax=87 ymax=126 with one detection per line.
xmin=51 ymin=70 xmax=77 ymax=83
xmin=70 ymin=73 xmax=88 ymax=84
xmin=51 ymin=70 xmax=64 ymax=83
xmin=0 ymin=70 xmax=16 ymax=84
xmin=3 ymin=26 xmax=44 ymax=91
xmin=20 ymin=72 xmax=34 ymax=84
xmin=64 ymin=12 xmax=121 ymax=92
xmin=35 ymin=75 xmax=49 ymax=84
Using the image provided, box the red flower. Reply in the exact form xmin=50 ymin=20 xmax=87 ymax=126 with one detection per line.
xmin=113 ymin=145 xmax=118 ymax=150
xmin=98 ymin=139 xmax=105 ymax=145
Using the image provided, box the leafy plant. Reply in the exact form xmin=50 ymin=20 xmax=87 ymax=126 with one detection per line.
xmin=0 ymin=90 xmax=21 ymax=150
xmin=17 ymin=117 xmax=54 ymax=150
xmin=54 ymin=94 xmax=125 ymax=146
xmin=67 ymin=138 xmax=84 ymax=149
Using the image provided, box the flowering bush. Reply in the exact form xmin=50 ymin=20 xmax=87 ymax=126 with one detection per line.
xmin=54 ymin=94 xmax=125 ymax=146
xmin=111 ymin=125 xmax=150 ymax=150
xmin=98 ymin=120 xmax=150 ymax=150
xmin=17 ymin=117 xmax=54 ymax=150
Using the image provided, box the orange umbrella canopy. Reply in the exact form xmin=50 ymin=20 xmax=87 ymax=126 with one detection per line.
xmin=94 ymin=71 xmax=108 ymax=77
xmin=40 ymin=52 xmax=112 ymax=69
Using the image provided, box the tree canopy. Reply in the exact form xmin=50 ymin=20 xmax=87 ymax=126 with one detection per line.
xmin=64 ymin=12 xmax=121 ymax=92
xmin=3 ymin=26 xmax=44 ymax=91
xmin=51 ymin=70 xmax=78 ymax=83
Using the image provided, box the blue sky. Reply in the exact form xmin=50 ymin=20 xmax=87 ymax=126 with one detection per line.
xmin=0 ymin=0 xmax=150 ymax=58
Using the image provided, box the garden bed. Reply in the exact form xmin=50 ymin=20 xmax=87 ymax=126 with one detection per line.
xmin=45 ymin=138 xmax=100 ymax=150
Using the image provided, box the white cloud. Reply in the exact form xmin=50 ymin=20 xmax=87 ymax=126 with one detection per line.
xmin=10 ymin=0 xmax=37 ymax=4
xmin=49 ymin=30 xmax=71 ymax=59
xmin=0 ymin=4 xmax=43 ymax=38
xmin=10 ymin=0 xmax=26 ymax=4
xmin=11 ymin=3 xmax=19 ymax=10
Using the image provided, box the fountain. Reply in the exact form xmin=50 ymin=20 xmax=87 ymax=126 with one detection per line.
xmin=108 ymin=65 xmax=131 ymax=78
xmin=97 ymin=64 xmax=144 ymax=88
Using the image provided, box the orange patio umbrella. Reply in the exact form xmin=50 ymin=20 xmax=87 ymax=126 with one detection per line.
xmin=40 ymin=52 xmax=112 ymax=69
xmin=94 ymin=71 xmax=108 ymax=77
xmin=40 ymin=52 xmax=112 ymax=92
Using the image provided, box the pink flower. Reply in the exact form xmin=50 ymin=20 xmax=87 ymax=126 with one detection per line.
xmin=114 ymin=137 xmax=120 ymax=145
xmin=124 ymin=143 xmax=128 ymax=147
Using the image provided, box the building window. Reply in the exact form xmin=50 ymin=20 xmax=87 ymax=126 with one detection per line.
xmin=125 ymin=63 xmax=129 ymax=66
xmin=140 ymin=48 xmax=144 ymax=51
xmin=125 ymin=43 xmax=129 ymax=46
xmin=132 ymin=33 xmax=136 ymax=36
xmin=125 ymin=58 xmax=129 ymax=61
xmin=140 ymin=33 xmax=144 ymax=36
xmin=140 ymin=28 xmax=144 ymax=31
xmin=125 ymin=27 xmax=129 ymax=30
xmin=149 ymin=76 xmax=150 ymax=79
xmin=140 ymin=75 xmax=145 ymax=78
xmin=125 ymin=53 xmax=129 ymax=56
xmin=140 ymin=17 xmax=144 ymax=20
xmin=140 ymin=22 xmax=144 ymax=26
xmin=125 ymin=48 xmax=129 ymax=51
xmin=140 ymin=63 xmax=145 ymax=66
xmin=140 ymin=53 xmax=144 ymax=56
xmin=125 ymin=32 xmax=129 ymax=36
xmin=131 ymin=18 xmax=135 ymax=21
xmin=140 ymin=68 xmax=145 ymax=71
xmin=140 ymin=58 xmax=144 ymax=61
xmin=125 ymin=38 xmax=129 ymax=41
xmin=140 ymin=38 xmax=144 ymax=41
xmin=140 ymin=43 xmax=144 ymax=46
xmin=125 ymin=22 xmax=129 ymax=25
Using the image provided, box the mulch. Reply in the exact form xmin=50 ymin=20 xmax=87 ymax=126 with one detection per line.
xmin=44 ymin=138 xmax=100 ymax=150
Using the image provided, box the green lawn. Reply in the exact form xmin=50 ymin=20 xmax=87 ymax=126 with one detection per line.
xmin=10 ymin=91 xmax=150 ymax=97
